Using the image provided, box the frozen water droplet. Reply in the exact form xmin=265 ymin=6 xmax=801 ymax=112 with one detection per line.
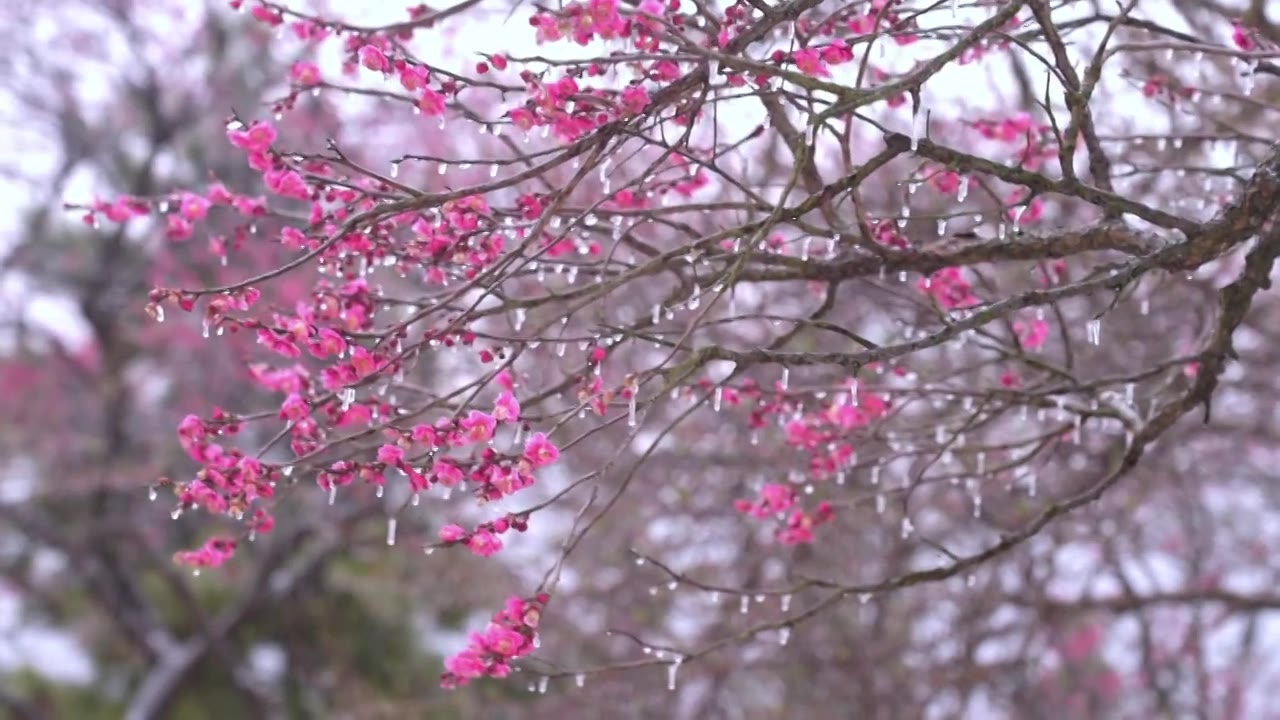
xmin=635 ymin=557 xmax=646 ymax=565
xmin=574 ymin=673 xmax=585 ymax=688
xmin=875 ymin=494 xmax=886 ymax=514
xmin=412 ymin=492 xmax=421 ymax=506
xmin=376 ymin=485 xmax=384 ymax=498
xmin=155 ymin=306 xmax=165 ymax=323
xmin=740 ymin=596 xmax=750 ymax=614
xmin=778 ymin=627 xmax=790 ymax=645
xmin=390 ymin=161 xmax=400 ymax=178
xmin=667 ymin=657 xmax=682 ymax=690
xmin=171 ymin=508 xmax=183 ymax=520
xmin=202 ymin=320 xmax=210 ymax=339
xmin=328 ymin=484 xmax=337 ymax=505
xmin=966 ymin=574 xmax=976 ymax=587
xmin=780 ymin=368 xmax=789 ymax=390
xmin=713 ymin=386 xmax=723 ymax=412
xmin=386 ymin=517 xmax=397 ymax=546
xmin=148 ymin=486 xmax=158 ymax=501
xmin=628 ymin=392 xmax=638 ymax=426
xmin=858 ymin=593 xmax=871 ymax=604
xmin=538 ymin=676 xmax=549 ymax=694
xmin=936 ymin=219 xmax=947 ymax=236
xmin=1140 ymin=299 xmax=1150 ymax=315
xmin=871 ymin=465 xmax=880 ymax=485
xmin=780 ymin=594 xmax=792 ymax=612
xmin=281 ymin=465 xmax=294 ymax=477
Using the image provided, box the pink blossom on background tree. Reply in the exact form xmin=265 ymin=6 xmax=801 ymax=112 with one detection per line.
xmin=45 ymin=0 xmax=1280 ymax=716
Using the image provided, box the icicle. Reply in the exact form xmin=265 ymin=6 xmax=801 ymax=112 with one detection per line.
xmin=910 ymin=104 xmax=926 ymax=152
xmin=936 ymin=219 xmax=947 ymax=236
xmin=155 ymin=306 xmax=165 ymax=323
xmin=835 ymin=470 xmax=845 ymax=484
xmin=386 ymin=517 xmax=398 ymax=545
xmin=329 ymin=484 xmax=337 ymax=505
xmin=438 ymin=162 xmax=448 ymax=175
xmin=628 ymin=392 xmax=638 ymax=426
xmin=900 ymin=517 xmax=914 ymax=538
xmin=514 ymin=307 xmax=526 ymax=331
xmin=858 ymin=593 xmax=871 ymax=604
xmin=376 ymin=485 xmax=384 ymax=498
xmin=202 ymin=319 xmax=211 ymax=339
xmin=800 ymin=237 xmax=811 ymax=261
xmin=875 ymin=494 xmax=886 ymax=514
xmin=1140 ymin=299 xmax=1149 ymax=315
xmin=412 ymin=492 xmax=420 ymax=507
xmin=390 ymin=161 xmax=400 ymax=178
xmin=780 ymin=594 xmax=792 ymax=612
xmin=538 ymin=676 xmax=549 ymax=694
xmin=148 ymin=486 xmax=158 ymax=501
xmin=281 ymin=465 xmax=294 ymax=478
xmin=871 ymin=465 xmax=880 ymax=485
xmin=713 ymin=386 xmax=723 ymax=411
xmin=171 ymin=508 xmax=183 ymax=520
xmin=780 ymin=368 xmax=789 ymax=390
xmin=667 ymin=657 xmax=682 ymax=690
xmin=957 ymin=176 xmax=969 ymax=202
xmin=1086 ymin=319 xmax=1101 ymax=345
xmin=778 ymin=627 xmax=791 ymax=645
xmin=740 ymin=595 xmax=750 ymax=614
xmin=574 ymin=673 xmax=585 ymax=688
xmin=490 ymin=163 xmax=499 ymax=178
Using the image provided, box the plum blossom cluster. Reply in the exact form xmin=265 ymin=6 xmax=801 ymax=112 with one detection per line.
xmin=173 ymin=537 xmax=239 ymax=570
xmin=437 ymin=513 xmax=530 ymax=558
xmin=726 ymin=381 xmax=893 ymax=544
xmin=734 ymin=484 xmax=835 ymax=545
xmin=441 ymin=594 xmax=548 ymax=688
